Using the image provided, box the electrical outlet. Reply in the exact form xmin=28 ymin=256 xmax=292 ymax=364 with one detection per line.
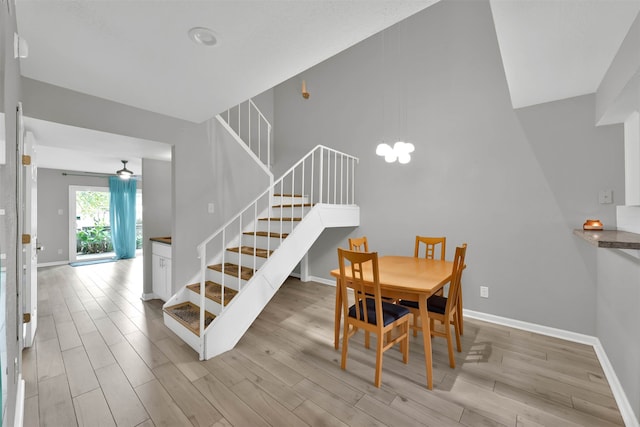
xmin=207 ymin=203 xmax=215 ymax=214
xmin=480 ymin=286 xmax=489 ymax=298
xmin=57 ymin=249 xmax=63 ymax=255
xmin=598 ymin=190 xmax=613 ymax=204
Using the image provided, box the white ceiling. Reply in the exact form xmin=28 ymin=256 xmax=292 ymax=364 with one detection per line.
xmin=25 ymin=117 xmax=171 ymax=175
xmin=13 ymin=0 xmax=640 ymax=173
xmin=15 ymin=0 xmax=440 ymax=173
xmin=16 ymin=0 xmax=439 ymax=124
xmin=491 ymin=0 xmax=640 ymax=109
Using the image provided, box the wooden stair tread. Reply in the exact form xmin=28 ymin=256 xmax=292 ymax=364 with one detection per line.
xmin=164 ymin=302 xmax=215 ymax=336
xmin=272 ymin=203 xmax=313 ymax=208
xmin=186 ymin=281 xmax=237 ymax=306
xmin=208 ymin=263 xmax=254 ymax=281
xmin=273 ymin=193 xmax=303 ymax=197
xmin=227 ymin=246 xmax=272 ymax=258
xmin=244 ymin=231 xmax=289 ymax=238
xmin=258 ymin=217 xmax=302 ymax=221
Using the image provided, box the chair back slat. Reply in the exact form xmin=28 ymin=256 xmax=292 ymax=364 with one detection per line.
xmin=444 ymin=243 xmax=467 ymax=315
xmin=337 ymin=248 xmax=383 ymax=329
xmin=348 ymin=236 xmax=369 ymax=252
xmin=414 ymin=236 xmax=446 ymax=260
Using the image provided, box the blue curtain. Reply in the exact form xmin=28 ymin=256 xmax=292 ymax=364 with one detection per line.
xmin=109 ymin=177 xmax=137 ymax=259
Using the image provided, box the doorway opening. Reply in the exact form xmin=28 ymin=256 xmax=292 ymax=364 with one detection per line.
xmin=69 ymin=185 xmax=142 ymax=263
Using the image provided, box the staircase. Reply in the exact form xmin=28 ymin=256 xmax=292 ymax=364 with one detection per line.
xmin=162 ymin=100 xmax=359 ymax=360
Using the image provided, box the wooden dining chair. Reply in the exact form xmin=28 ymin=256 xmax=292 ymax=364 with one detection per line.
xmin=415 ymin=236 xmax=447 ymax=298
xmin=399 ymin=243 xmax=467 ymax=368
xmin=349 ymin=236 xmax=369 ymax=252
xmin=414 ymin=236 xmax=446 ymax=260
xmin=337 ymin=248 xmax=410 ymax=387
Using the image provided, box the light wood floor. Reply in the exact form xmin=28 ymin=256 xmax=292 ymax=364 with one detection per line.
xmin=24 ymin=257 xmax=624 ymax=427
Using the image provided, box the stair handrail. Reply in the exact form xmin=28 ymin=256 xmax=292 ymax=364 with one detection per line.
xmin=220 ymin=99 xmax=272 ymax=169
xmin=195 ymin=144 xmax=358 ymax=359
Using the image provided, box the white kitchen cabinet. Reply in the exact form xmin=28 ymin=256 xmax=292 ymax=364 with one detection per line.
xmin=152 ymin=241 xmax=172 ymax=301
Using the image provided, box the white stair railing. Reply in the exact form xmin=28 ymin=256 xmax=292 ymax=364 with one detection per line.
xmin=221 ymin=99 xmax=272 ymax=169
xmin=195 ymin=145 xmax=358 ymax=359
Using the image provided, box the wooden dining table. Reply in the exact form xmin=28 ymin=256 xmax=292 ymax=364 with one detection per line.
xmin=330 ymin=255 xmax=456 ymax=390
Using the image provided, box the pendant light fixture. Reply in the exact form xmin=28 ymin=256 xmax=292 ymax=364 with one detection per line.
xmin=116 ymin=160 xmax=134 ymax=180
xmin=375 ymin=26 xmax=415 ymax=164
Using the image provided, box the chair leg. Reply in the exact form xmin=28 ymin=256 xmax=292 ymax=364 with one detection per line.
xmin=365 ymin=331 xmax=370 ymax=349
xmin=341 ymin=324 xmax=350 ymax=370
xmin=413 ymin=312 xmax=419 ymax=337
xmin=445 ymin=319 xmax=455 ymax=369
xmin=375 ymin=335 xmax=384 ymax=388
xmin=401 ymin=322 xmax=409 ymax=364
xmin=457 ymin=289 xmax=464 ymax=335
xmin=453 ymin=313 xmax=462 ymax=352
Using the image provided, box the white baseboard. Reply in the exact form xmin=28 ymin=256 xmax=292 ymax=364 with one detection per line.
xmin=37 ymin=260 xmax=69 ymax=268
xmin=14 ymin=375 xmax=24 ymax=427
xmin=307 ymin=275 xmax=335 ymax=286
xmin=592 ymin=338 xmax=639 ymax=427
xmin=463 ymin=309 xmax=598 ymax=346
xmin=140 ymin=293 xmax=158 ymax=302
xmin=464 ymin=309 xmax=638 ymax=427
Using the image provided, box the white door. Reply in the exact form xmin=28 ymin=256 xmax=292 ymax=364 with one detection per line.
xmin=23 ymin=131 xmax=38 ymax=348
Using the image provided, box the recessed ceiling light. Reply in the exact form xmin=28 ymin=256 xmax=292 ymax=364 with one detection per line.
xmin=188 ymin=27 xmax=218 ymax=47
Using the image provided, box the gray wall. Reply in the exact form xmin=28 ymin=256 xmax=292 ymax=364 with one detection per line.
xmin=253 ymin=89 xmax=275 ymax=127
xmin=594 ymin=7 xmax=640 ymax=421
xmin=36 ymin=168 xmax=110 ymax=264
xmin=36 ymin=168 xmax=145 ymax=265
xmin=22 ymin=77 xmax=211 ymax=288
xmin=171 ymin=118 xmax=270 ymax=289
xmin=142 ymin=159 xmax=171 ymax=295
xmin=273 ymin=0 xmax=623 ymax=335
xmin=597 ymin=249 xmax=640 ymax=420
xmin=24 ymin=79 xmax=270 ymax=292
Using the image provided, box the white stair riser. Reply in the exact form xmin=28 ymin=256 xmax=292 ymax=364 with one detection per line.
xmin=225 ymin=250 xmax=267 ymax=270
xmin=163 ymin=312 xmax=200 ymax=352
xmin=241 ymin=234 xmax=285 ymax=250
xmin=272 ymin=195 xmax=309 ymax=205
xmin=206 ymin=269 xmax=248 ymax=291
xmin=270 ymin=206 xmax=311 ymax=217
xmin=255 ymin=220 xmax=300 ymax=234
xmin=186 ymin=290 xmax=223 ymax=315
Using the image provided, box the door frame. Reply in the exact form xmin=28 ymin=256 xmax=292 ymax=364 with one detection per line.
xmin=22 ymin=130 xmax=37 ymax=348
xmin=69 ymin=185 xmax=143 ymax=262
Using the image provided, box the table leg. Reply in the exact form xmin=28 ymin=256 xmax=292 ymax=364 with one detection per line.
xmin=334 ymin=278 xmax=342 ymax=350
xmin=419 ymin=294 xmax=433 ymax=389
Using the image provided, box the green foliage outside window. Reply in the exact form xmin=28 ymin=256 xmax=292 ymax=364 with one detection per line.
xmin=77 ymin=225 xmax=113 ymax=254
xmin=75 ymin=191 xmax=111 ymax=255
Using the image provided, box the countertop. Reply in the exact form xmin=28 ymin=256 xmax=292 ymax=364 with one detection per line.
xmin=150 ymin=236 xmax=172 ymax=245
xmin=573 ymin=229 xmax=640 ymax=250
